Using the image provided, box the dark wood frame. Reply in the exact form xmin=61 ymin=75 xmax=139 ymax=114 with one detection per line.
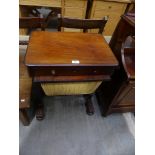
xmin=96 ymin=13 xmax=135 ymax=116
xmin=57 ymin=14 xmax=108 ymax=34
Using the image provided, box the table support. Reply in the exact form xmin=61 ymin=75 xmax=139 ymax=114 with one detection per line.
xmin=19 ymin=109 xmax=30 ymax=126
xmin=83 ymin=94 xmax=94 ymax=115
xmin=32 ymin=83 xmax=45 ymax=121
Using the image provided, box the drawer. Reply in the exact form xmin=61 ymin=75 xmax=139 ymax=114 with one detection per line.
xmin=64 ymin=0 xmax=87 ymax=8
xmin=64 ymin=7 xmax=85 ymax=18
xmin=93 ymin=8 xmax=124 ymax=18
xmin=19 ymin=0 xmax=61 ymax=7
xmin=29 ymin=66 xmax=115 ymax=76
xmin=94 ymin=1 xmax=126 ymax=12
xmin=64 ymin=28 xmax=83 ymax=32
xmin=90 ymin=11 xmax=121 ymax=35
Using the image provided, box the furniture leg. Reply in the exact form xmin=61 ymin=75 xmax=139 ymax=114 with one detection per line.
xmin=83 ymin=94 xmax=94 ymax=115
xmin=32 ymin=82 xmax=45 ymax=121
xmin=19 ymin=109 xmax=30 ymax=126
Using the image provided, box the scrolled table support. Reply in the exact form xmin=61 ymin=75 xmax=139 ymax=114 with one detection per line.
xmin=32 ymin=82 xmax=45 ymax=121
xmin=83 ymin=94 xmax=94 ymax=115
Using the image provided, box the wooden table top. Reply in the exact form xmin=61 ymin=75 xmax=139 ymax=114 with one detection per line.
xmin=25 ymin=31 xmax=118 ymax=67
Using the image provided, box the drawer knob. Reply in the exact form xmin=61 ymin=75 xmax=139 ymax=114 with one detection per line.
xmin=51 ymin=70 xmax=55 ymax=75
xmin=93 ymin=70 xmax=97 ymax=73
xmin=109 ymin=6 xmax=112 ymax=9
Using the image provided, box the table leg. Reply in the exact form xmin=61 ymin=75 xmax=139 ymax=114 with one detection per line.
xmin=32 ymin=83 xmax=45 ymax=121
xmin=19 ymin=109 xmax=30 ymax=126
xmin=83 ymin=94 xmax=94 ymax=115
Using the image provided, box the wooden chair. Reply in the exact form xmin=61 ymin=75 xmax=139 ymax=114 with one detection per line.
xmin=57 ymin=14 xmax=108 ymax=34
xmin=19 ymin=15 xmax=45 ymax=45
xmin=19 ymin=15 xmax=46 ymax=125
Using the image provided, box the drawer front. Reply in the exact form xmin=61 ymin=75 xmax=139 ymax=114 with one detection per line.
xmin=64 ymin=28 xmax=82 ymax=32
xmin=94 ymin=1 xmax=126 ymax=12
xmin=64 ymin=0 xmax=86 ymax=8
xmin=19 ymin=0 xmax=61 ymax=7
xmin=29 ymin=66 xmax=114 ymax=76
xmin=90 ymin=11 xmax=121 ymax=35
xmin=90 ymin=1 xmax=127 ymax=35
xmin=93 ymin=8 xmax=123 ymax=19
xmin=64 ymin=7 xmax=85 ymax=18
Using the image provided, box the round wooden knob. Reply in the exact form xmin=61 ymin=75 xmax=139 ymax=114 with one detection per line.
xmin=51 ymin=70 xmax=55 ymax=75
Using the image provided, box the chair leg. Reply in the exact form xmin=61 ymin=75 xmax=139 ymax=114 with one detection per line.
xmin=32 ymin=82 xmax=45 ymax=121
xmin=36 ymin=103 xmax=45 ymax=121
xmin=19 ymin=109 xmax=30 ymax=126
xmin=83 ymin=94 xmax=94 ymax=115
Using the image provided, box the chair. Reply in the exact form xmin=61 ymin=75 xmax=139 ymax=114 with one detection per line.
xmin=19 ymin=15 xmax=46 ymax=125
xmin=57 ymin=14 xmax=108 ymax=34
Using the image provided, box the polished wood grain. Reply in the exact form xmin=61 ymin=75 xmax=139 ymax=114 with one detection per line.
xmin=19 ymin=0 xmax=61 ymax=7
xmin=89 ymin=0 xmax=130 ymax=36
xmin=121 ymin=36 xmax=135 ymax=79
xmin=25 ymin=31 xmax=118 ymax=66
xmin=96 ymin=34 xmax=135 ymax=116
xmin=28 ymin=66 xmax=115 ymax=77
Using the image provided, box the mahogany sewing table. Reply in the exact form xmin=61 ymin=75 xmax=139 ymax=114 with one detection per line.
xmin=25 ymin=31 xmax=118 ymax=120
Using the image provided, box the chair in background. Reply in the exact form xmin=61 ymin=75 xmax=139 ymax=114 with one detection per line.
xmin=19 ymin=15 xmax=45 ymax=45
xmin=57 ymin=14 xmax=108 ymax=34
xmin=19 ymin=15 xmax=47 ymax=125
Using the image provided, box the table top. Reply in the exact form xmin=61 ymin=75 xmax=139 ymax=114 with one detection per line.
xmin=25 ymin=31 xmax=118 ymax=67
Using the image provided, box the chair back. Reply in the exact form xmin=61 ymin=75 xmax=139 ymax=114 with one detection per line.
xmin=58 ymin=14 xmax=108 ymax=34
xmin=19 ymin=15 xmax=45 ymax=45
xmin=19 ymin=15 xmax=45 ymax=30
